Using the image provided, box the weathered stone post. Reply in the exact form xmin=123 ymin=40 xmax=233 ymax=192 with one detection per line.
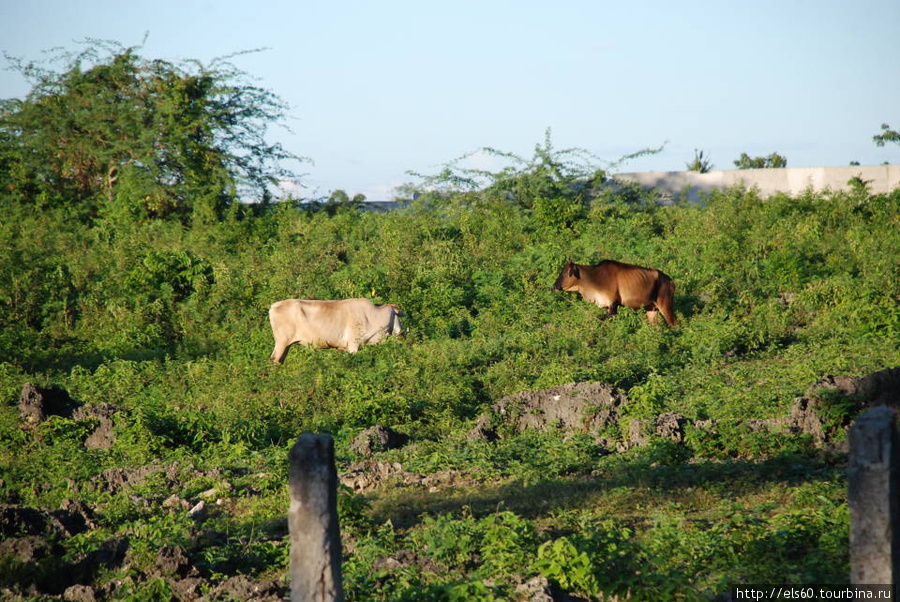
xmin=848 ymin=406 xmax=899 ymax=586
xmin=289 ymin=433 xmax=343 ymax=602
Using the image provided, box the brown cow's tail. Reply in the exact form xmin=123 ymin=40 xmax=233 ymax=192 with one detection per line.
xmin=657 ymin=274 xmax=677 ymax=327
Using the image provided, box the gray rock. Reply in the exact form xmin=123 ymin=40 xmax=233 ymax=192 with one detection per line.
xmin=18 ymin=383 xmax=77 ymax=424
xmin=492 ymin=381 xmax=626 ymax=434
xmin=350 ymin=425 xmax=409 ymax=457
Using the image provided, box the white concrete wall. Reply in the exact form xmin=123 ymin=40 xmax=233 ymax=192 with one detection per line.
xmin=614 ymin=164 xmax=900 ymax=202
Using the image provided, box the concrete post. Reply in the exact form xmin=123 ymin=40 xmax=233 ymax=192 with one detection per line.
xmin=288 ymin=433 xmax=343 ymax=602
xmin=848 ymin=406 xmax=899 ymax=586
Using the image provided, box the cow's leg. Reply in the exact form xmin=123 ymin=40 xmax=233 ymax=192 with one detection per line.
xmin=271 ymin=341 xmax=290 ymax=364
xmin=657 ymin=296 xmax=677 ymax=327
xmin=646 ymin=309 xmax=659 ymax=324
xmin=607 ymin=302 xmax=619 ymax=317
xmin=658 ymin=305 xmax=676 ymax=327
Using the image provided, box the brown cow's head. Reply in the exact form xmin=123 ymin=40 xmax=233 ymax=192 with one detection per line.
xmin=552 ymin=260 xmax=580 ymax=291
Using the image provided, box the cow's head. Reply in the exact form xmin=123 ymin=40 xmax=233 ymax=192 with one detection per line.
xmin=552 ymin=260 xmax=580 ymax=291
xmin=385 ymin=304 xmax=404 ymax=335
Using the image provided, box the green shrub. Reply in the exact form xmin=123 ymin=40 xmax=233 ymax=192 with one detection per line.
xmin=125 ymin=249 xmax=214 ymax=303
xmin=535 ymin=522 xmax=633 ymax=599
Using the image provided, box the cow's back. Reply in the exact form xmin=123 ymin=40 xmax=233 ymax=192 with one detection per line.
xmin=270 ymin=298 xmax=382 ymax=349
xmin=612 ymin=263 xmax=666 ymax=304
xmin=269 ymin=298 xmax=402 ymax=361
xmin=580 ymin=260 xmax=669 ymax=308
xmin=270 ymin=299 xmax=354 ymax=349
xmin=553 ymin=259 xmax=676 ymax=326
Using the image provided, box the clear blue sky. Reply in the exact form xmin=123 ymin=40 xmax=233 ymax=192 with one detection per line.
xmin=2 ymin=0 xmax=898 ymax=201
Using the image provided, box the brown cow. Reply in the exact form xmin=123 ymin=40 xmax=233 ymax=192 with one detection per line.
xmin=552 ymin=259 xmax=677 ymax=326
xmin=269 ymin=298 xmax=404 ymax=363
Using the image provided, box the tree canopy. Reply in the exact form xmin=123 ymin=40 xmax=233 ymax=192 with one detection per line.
xmin=733 ymin=152 xmax=787 ymax=169
xmin=873 ymin=123 xmax=899 ymax=148
xmin=0 ymin=40 xmax=300 ymax=222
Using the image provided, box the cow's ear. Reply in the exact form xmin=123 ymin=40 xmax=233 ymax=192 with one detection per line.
xmin=571 ymin=267 xmax=580 ymax=279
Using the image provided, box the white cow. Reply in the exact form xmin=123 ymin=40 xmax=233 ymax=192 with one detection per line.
xmin=269 ymin=298 xmax=404 ymax=363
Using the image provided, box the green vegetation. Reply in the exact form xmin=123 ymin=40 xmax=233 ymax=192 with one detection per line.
xmin=686 ymin=149 xmax=714 ymax=173
xmin=873 ymin=122 xmax=899 ymax=148
xmin=1 ymin=42 xmax=899 ymax=600
xmin=733 ymin=152 xmax=788 ymax=169
xmin=0 ymin=39 xmax=299 ymax=222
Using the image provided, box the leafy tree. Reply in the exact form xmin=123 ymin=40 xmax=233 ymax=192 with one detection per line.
xmin=408 ymin=127 xmax=662 ymax=209
xmin=316 ymin=189 xmax=366 ymax=215
xmin=686 ymin=149 xmax=714 ymax=173
xmin=733 ymin=152 xmax=787 ymax=169
xmin=873 ymin=123 xmax=899 ymax=147
xmin=328 ymin=189 xmax=366 ymax=207
xmin=0 ymin=39 xmax=300 ymax=222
